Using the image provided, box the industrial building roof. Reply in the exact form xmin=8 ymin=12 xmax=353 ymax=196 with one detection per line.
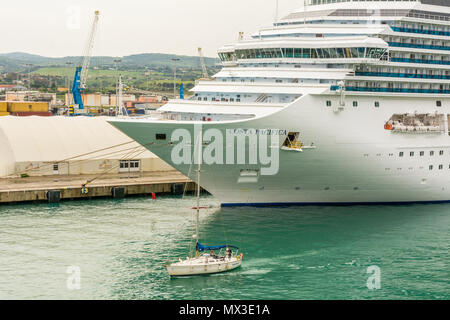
xmin=0 ymin=116 xmax=156 ymax=176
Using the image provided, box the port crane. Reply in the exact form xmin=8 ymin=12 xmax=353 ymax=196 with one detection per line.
xmin=70 ymin=10 xmax=100 ymax=114
xmin=198 ymin=47 xmax=209 ymax=80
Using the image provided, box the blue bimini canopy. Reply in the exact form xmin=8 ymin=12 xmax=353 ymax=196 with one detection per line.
xmin=196 ymin=243 xmax=239 ymax=253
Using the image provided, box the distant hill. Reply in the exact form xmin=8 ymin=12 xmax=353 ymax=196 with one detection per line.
xmin=0 ymin=52 xmax=219 ymax=72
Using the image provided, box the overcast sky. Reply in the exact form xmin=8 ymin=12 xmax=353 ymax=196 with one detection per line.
xmin=1 ymin=0 xmax=303 ymax=58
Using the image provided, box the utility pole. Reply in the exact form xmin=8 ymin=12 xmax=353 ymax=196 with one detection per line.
xmin=66 ymin=61 xmax=73 ymax=105
xmin=26 ymin=64 xmax=32 ymax=101
xmin=172 ymin=58 xmax=180 ymax=99
xmin=117 ymin=75 xmax=124 ymax=117
xmin=114 ymin=59 xmax=122 ymax=115
xmin=145 ymin=69 xmax=152 ymax=92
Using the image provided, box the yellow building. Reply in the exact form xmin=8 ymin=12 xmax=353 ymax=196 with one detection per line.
xmin=6 ymin=101 xmax=49 ymax=113
xmin=0 ymin=102 xmax=9 ymax=116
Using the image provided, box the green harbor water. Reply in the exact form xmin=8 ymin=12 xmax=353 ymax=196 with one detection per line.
xmin=0 ymin=196 xmax=448 ymax=300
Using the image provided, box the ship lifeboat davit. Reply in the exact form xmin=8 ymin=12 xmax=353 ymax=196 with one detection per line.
xmin=384 ymin=123 xmax=393 ymax=130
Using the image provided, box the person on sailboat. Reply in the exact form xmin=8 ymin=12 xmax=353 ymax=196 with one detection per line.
xmin=210 ymin=250 xmax=217 ymax=259
xmin=226 ymin=247 xmax=232 ymax=259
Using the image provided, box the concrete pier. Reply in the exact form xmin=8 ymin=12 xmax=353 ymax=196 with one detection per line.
xmin=0 ymin=171 xmax=197 ymax=204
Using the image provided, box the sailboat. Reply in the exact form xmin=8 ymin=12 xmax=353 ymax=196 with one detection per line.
xmin=166 ymin=131 xmax=244 ymax=277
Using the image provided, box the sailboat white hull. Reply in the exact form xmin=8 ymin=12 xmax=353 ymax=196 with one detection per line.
xmin=167 ymin=257 xmax=243 ymax=277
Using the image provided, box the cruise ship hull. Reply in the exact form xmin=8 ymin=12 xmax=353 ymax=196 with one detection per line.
xmin=110 ymin=94 xmax=450 ymax=206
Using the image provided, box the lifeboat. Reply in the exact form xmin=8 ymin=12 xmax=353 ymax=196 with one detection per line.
xmin=384 ymin=123 xmax=393 ymax=130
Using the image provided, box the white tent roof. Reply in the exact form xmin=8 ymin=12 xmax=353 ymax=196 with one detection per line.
xmin=0 ymin=125 xmax=15 ymax=177
xmin=0 ymin=116 xmax=156 ymax=166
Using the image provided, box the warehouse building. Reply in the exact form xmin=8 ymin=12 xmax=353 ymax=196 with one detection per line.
xmin=6 ymin=91 xmax=57 ymax=105
xmin=0 ymin=116 xmax=173 ymax=177
xmin=0 ymin=85 xmax=26 ymax=92
xmin=65 ymin=93 xmax=136 ymax=107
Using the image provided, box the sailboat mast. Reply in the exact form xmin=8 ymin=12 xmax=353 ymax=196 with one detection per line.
xmin=195 ymin=129 xmax=202 ymax=251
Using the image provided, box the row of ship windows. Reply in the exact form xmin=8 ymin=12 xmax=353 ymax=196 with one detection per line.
xmin=220 ymin=78 xmax=331 ymax=84
xmin=216 ymin=77 xmax=449 ymax=89
xmin=197 ymin=97 xmax=241 ymax=102
xmin=220 ymin=53 xmax=448 ymax=66
xmin=330 ymin=86 xmax=449 ymax=94
xmin=326 ymin=100 xmax=381 ymax=108
xmin=344 ymin=88 xmax=448 ymax=94
xmin=382 ymin=36 xmax=450 ymax=50
xmin=277 ymin=17 xmax=450 ymax=29
xmin=309 ymin=1 xmax=418 ymax=5
xmin=219 ymin=47 xmax=386 ymax=62
xmin=354 ymin=72 xmax=450 ymax=80
xmin=390 ymin=52 xmax=449 ymax=63
xmin=223 ymin=79 xmax=255 ymax=83
xmin=388 ymin=42 xmax=450 ymax=52
xmin=385 ymin=165 xmax=450 ymax=171
xmin=356 ymin=66 xmax=449 ymax=77
xmin=347 ymin=82 xmax=448 ymax=90
xmin=230 ymin=56 xmax=450 ymax=67
xmin=399 ymin=151 xmax=446 ymax=157
xmin=390 ymin=58 xmax=450 ymax=66
xmin=330 ymin=9 xmax=450 ymax=23
xmin=364 ymin=150 xmax=447 ymax=158
xmin=390 ymin=22 xmax=450 ymax=35
xmin=326 ymin=100 xmax=442 ymax=108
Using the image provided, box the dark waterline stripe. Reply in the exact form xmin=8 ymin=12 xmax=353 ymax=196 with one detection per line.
xmin=221 ymin=200 xmax=450 ymax=207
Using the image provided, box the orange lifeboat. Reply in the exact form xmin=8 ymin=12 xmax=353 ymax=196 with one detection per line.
xmin=384 ymin=123 xmax=393 ymax=130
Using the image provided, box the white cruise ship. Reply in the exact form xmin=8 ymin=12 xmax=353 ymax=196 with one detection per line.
xmin=110 ymin=0 xmax=450 ymax=206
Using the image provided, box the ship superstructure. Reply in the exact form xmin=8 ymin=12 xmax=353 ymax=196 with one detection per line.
xmin=111 ymin=0 xmax=450 ymax=206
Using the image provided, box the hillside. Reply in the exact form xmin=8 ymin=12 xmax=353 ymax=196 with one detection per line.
xmin=0 ymin=52 xmax=221 ymax=94
xmin=0 ymin=52 xmax=219 ymax=72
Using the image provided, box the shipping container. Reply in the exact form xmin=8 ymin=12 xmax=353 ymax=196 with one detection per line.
xmin=0 ymin=102 xmax=7 ymax=112
xmin=0 ymin=111 xmax=10 ymax=116
xmin=138 ymin=96 xmax=158 ymax=103
xmin=7 ymin=101 xmax=49 ymax=113
xmin=88 ymin=108 xmax=99 ymax=114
